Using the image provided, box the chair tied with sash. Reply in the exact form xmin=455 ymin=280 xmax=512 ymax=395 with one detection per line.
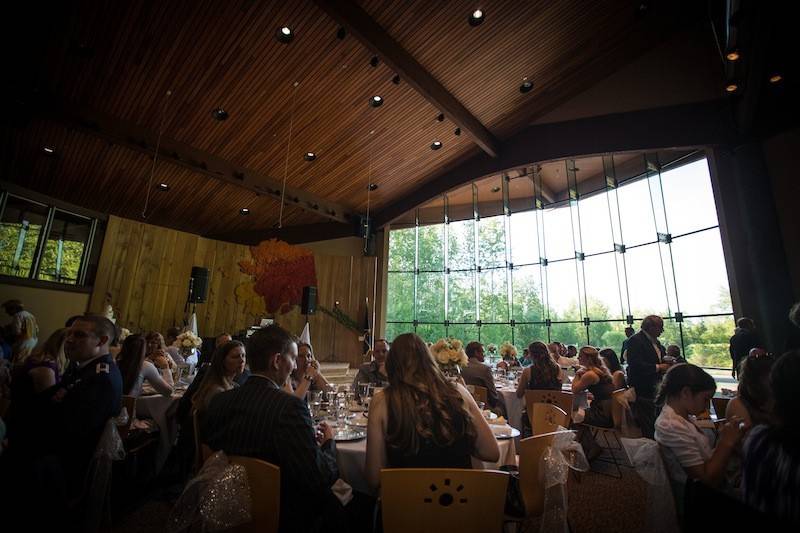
xmin=539 ymin=428 xmax=590 ymax=533
xmin=168 ymin=451 xmax=253 ymax=532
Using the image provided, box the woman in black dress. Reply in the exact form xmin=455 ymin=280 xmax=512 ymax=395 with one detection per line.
xmin=365 ymin=333 xmax=498 ymax=489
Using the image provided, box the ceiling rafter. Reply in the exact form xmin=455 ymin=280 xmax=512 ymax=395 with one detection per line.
xmin=33 ymin=98 xmax=359 ymax=225
xmin=313 ymin=0 xmax=500 ymax=158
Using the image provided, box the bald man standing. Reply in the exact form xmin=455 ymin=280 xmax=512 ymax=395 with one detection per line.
xmin=626 ymin=315 xmax=672 ymax=439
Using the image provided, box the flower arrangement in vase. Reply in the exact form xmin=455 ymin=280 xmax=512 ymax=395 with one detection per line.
xmin=430 ymin=338 xmax=468 ymax=380
xmin=176 ymin=330 xmax=202 ymax=358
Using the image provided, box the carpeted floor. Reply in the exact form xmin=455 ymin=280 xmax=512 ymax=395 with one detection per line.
xmin=109 ymin=447 xmax=651 ymax=533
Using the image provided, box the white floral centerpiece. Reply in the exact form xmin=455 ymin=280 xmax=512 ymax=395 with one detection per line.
xmin=486 ymin=343 xmax=498 ymax=359
xmin=430 ymin=338 xmax=468 ymax=380
xmin=176 ymin=330 xmax=202 ymax=358
xmin=499 ymin=341 xmax=518 ymax=360
xmin=118 ymin=328 xmax=131 ymax=342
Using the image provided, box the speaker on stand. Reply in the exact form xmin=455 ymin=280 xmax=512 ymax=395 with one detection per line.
xmin=185 ymin=266 xmax=210 ymax=318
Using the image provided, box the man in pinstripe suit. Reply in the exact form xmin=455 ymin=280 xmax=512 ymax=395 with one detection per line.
xmin=202 ymin=325 xmax=342 ymax=533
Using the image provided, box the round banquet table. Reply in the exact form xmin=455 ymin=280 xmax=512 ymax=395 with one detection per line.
xmin=335 ymin=433 xmax=517 ymax=495
xmin=136 ymin=389 xmax=184 ymax=472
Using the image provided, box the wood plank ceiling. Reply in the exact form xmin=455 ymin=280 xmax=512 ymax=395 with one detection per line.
xmin=3 ymin=0 xmax=686 ymax=239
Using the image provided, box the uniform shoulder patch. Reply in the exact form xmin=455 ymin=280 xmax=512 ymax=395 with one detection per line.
xmin=96 ymin=362 xmax=110 ymax=374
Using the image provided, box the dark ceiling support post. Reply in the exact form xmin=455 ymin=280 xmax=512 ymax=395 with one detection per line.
xmin=707 ymin=144 xmax=794 ymax=353
xmin=313 ymin=0 xmax=499 ymax=158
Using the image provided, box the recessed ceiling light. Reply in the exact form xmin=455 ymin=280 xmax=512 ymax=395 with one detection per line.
xmin=769 ymin=74 xmax=783 ymax=84
xmin=240 ymin=207 xmax=250 ymax=215
xmin=454 ymin=127 xmax=461 ymax=136
xmin=336 ymin=27 xmax=346 ymax=40
xmin=431 ymin=140 xmax=442 ymax=150
xmin=304 ymin=152 xmax=317 ymax=161
xmin=520 ymin=79 xmax=534 ymax=93
xmin=370 ymin=95 xmax=383 ymax=107
xmin=369 ymin=183 xmax=379 ymax=191
xmin=491 ymin=186 xmax=501 ymax=193
xmin=726 ymin=50 xmax=740 ymax=61
xmin=43 ymin=146 xmax=55 ymax=154
xmin=276 ymin=26 xmax=293 ymax=43
xmin=437 ymin=113 xmax=445 ymax=122
xmin=212 ymin=108 xmax=229 ymax=121
xmin=157 ymin=183 xmax=169 ymax=191
xmin=469 ymin=9 xmax=484 ymax=26
xmin=392 ymin=74 xmax=401 ymax=84
xmin=725 ymin=83 xmax=738 ymax=93
xmin=370 ymin=56 xmax=380 ymax=68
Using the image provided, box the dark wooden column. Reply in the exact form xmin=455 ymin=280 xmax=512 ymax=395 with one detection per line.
xmin=708 ymin=143 xmax=795 ymax=353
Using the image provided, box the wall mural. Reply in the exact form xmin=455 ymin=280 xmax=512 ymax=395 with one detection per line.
xmin=235 ymin=239 xmax=317 ymax=315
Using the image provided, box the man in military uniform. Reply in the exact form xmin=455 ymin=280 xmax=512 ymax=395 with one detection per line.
xmin=46 ymin=314 xmax=122 ymax=523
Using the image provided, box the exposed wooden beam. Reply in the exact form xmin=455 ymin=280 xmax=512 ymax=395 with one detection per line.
xmin=205 ymin=221 xmax=356 ymax=246
xmin=313 ymin=0 xmax=500 ymax=158
xmin=32 ymin=98 xmax=359 ymax=225
xmin=374 ymin=99 xmax=739 ymax=227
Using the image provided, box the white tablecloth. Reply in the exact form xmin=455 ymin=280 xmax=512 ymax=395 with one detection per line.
xmin=336 ymin=437 xmax=517 ymax=495
xmin=498 ymin=387 xmax=524 ymax=431
xmin=136 ymin=392 xmax=183 ymax=471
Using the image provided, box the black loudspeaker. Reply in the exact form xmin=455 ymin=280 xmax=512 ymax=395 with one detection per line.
xmin=189 ymin=266 xmax=210 ymax=303
xmin=301 ymin=286 xmax=317 ymax=315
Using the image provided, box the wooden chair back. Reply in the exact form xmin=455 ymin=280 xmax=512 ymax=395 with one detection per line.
xmin=380 ymin=468 xmax=508 ymax=533
xmin=610 ymin=388 xmax=628 ymax=430
xmin=467 ymin=384 xmax=488 ymax=405
xmin=531 ymin=403 xmax=569 ymax=435
xmin=228 ymin=456 xmax=280 ymax=533
xmin=518 ymin=430 xmax=574 ymax=517
xmin=525 ymin=389 xmax=573 ymax=422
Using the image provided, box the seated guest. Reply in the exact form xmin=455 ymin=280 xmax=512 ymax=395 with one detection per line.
xmin=365 ymin=333 xmax=499 ymax=489
xmin=146 ymin=331 xmax=179 ymax=370
xmin=566 ymin=344 xmax=578 ymax=359
xmin=666 ymin=344 xmax=686 ymax=363
xmin=461 ymin=341 xmax=506 ymax=417
xmin=549 ymin=341 xmax=577 ymax=368
xmin=517 ymin=341 xmax=563 ymax=437
xmin=47 ymin=315 xmax=122 ymax=519
xmin=3 ymin=299 xmax=39 ymax=363
xmin=726 ymin=351 xmax=774 ymax=428
xmin=353 ymin=339 xmax=389 ymax=392
xmin=573 ymin=347 xmax=614 ymax=427
xmin=117 ymin=334 xmax=173 ymax=397
xmin=7 ymin=328 xmax=68 ymax=454
xmin=192 ymin=341 xmax=245 ymax=412
xmin=286 ymin=342 xmax=330 ymax=398
xmin=655 ymin=364 xmax=746 ymax=489
xmin=519 ymin=347 xmax=533 ymax=367
xmin=202 ymin=325 xmax=341 ymax=533
xmin=600 ymin=348 xmax=627 ymax=390
xmin=743 ymin=350 xmax=800 ymax=525
xmin=164 ymin=326 xmax=183 ymax=364
xmin=215 ymin=332 xmax=233 ymax=347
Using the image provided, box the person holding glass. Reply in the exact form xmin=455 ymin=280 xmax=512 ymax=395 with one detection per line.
xmin=365 ymin=333 xmax=499 ymax=489
xmin=285 ymin=342 xmax=330 ymax=399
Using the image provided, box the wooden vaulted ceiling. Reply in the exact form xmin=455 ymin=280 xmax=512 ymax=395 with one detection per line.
xmin=4 ymin=0 xmax=690 ymax=240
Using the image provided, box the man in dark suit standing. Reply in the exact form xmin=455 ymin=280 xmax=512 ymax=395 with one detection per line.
xmin=729 ymin=317 xmax=760 ymax=379
xmin=202 ymin=325 xmax=341 ymax=533
xmin=626 ymin=315 xmax=673 ymax=439
xmin=461 ymin=341 xmax=506 ymax=417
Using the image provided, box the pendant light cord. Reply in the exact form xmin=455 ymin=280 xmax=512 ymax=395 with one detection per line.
xmin=278 ymin=83 xmax=299 ymax=229
xmin=142 ymin=90 xmax=172 ymax=218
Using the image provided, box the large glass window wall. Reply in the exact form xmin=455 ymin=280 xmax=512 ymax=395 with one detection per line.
xmin=386 ymin=153 xmax=735 ymax=369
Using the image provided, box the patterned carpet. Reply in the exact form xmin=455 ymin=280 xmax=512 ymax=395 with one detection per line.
xmin=109 ymin=449 xmax=651 ymax=533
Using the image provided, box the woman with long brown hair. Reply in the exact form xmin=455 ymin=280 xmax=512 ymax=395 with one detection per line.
xmin=516 ymin=341 xmax=563 ymax=437
xmin=191 ymin=340 xmax=246 ymax=412
xmin=365 ymin=333 xmax=498 ymax=489
xmin=117 ymin=334 xmax=174 ymax=397
xmin=145 ymin=331 xmax=177 ymax=372
xmin=572 ymin=346 xmax=614 ymax=427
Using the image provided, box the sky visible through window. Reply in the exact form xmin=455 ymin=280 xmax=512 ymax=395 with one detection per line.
xmin=386 ymin=156 xmax=735 ymax=368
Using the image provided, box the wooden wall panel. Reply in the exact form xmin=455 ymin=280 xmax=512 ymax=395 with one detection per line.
xmin=90 ymin=215 xmax=380 ymax=367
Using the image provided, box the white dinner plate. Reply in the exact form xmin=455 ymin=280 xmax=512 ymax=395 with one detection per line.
xmin=493 ymin=427 xmax=521 ymax=439
xmin=333 ymin=427 xmax=367 ymax=441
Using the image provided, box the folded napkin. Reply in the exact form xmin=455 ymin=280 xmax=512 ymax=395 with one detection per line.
xmin=331 ymin=478 xmax=353 ymax=506
xmin=488 ymin=416 xmax=507 ymax=426
xmin=490 ymin=424 xmax=513 ymax=437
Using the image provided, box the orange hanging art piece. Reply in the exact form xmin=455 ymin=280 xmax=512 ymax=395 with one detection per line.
xmin=235 ymin=239 xmax=317 ymax=315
